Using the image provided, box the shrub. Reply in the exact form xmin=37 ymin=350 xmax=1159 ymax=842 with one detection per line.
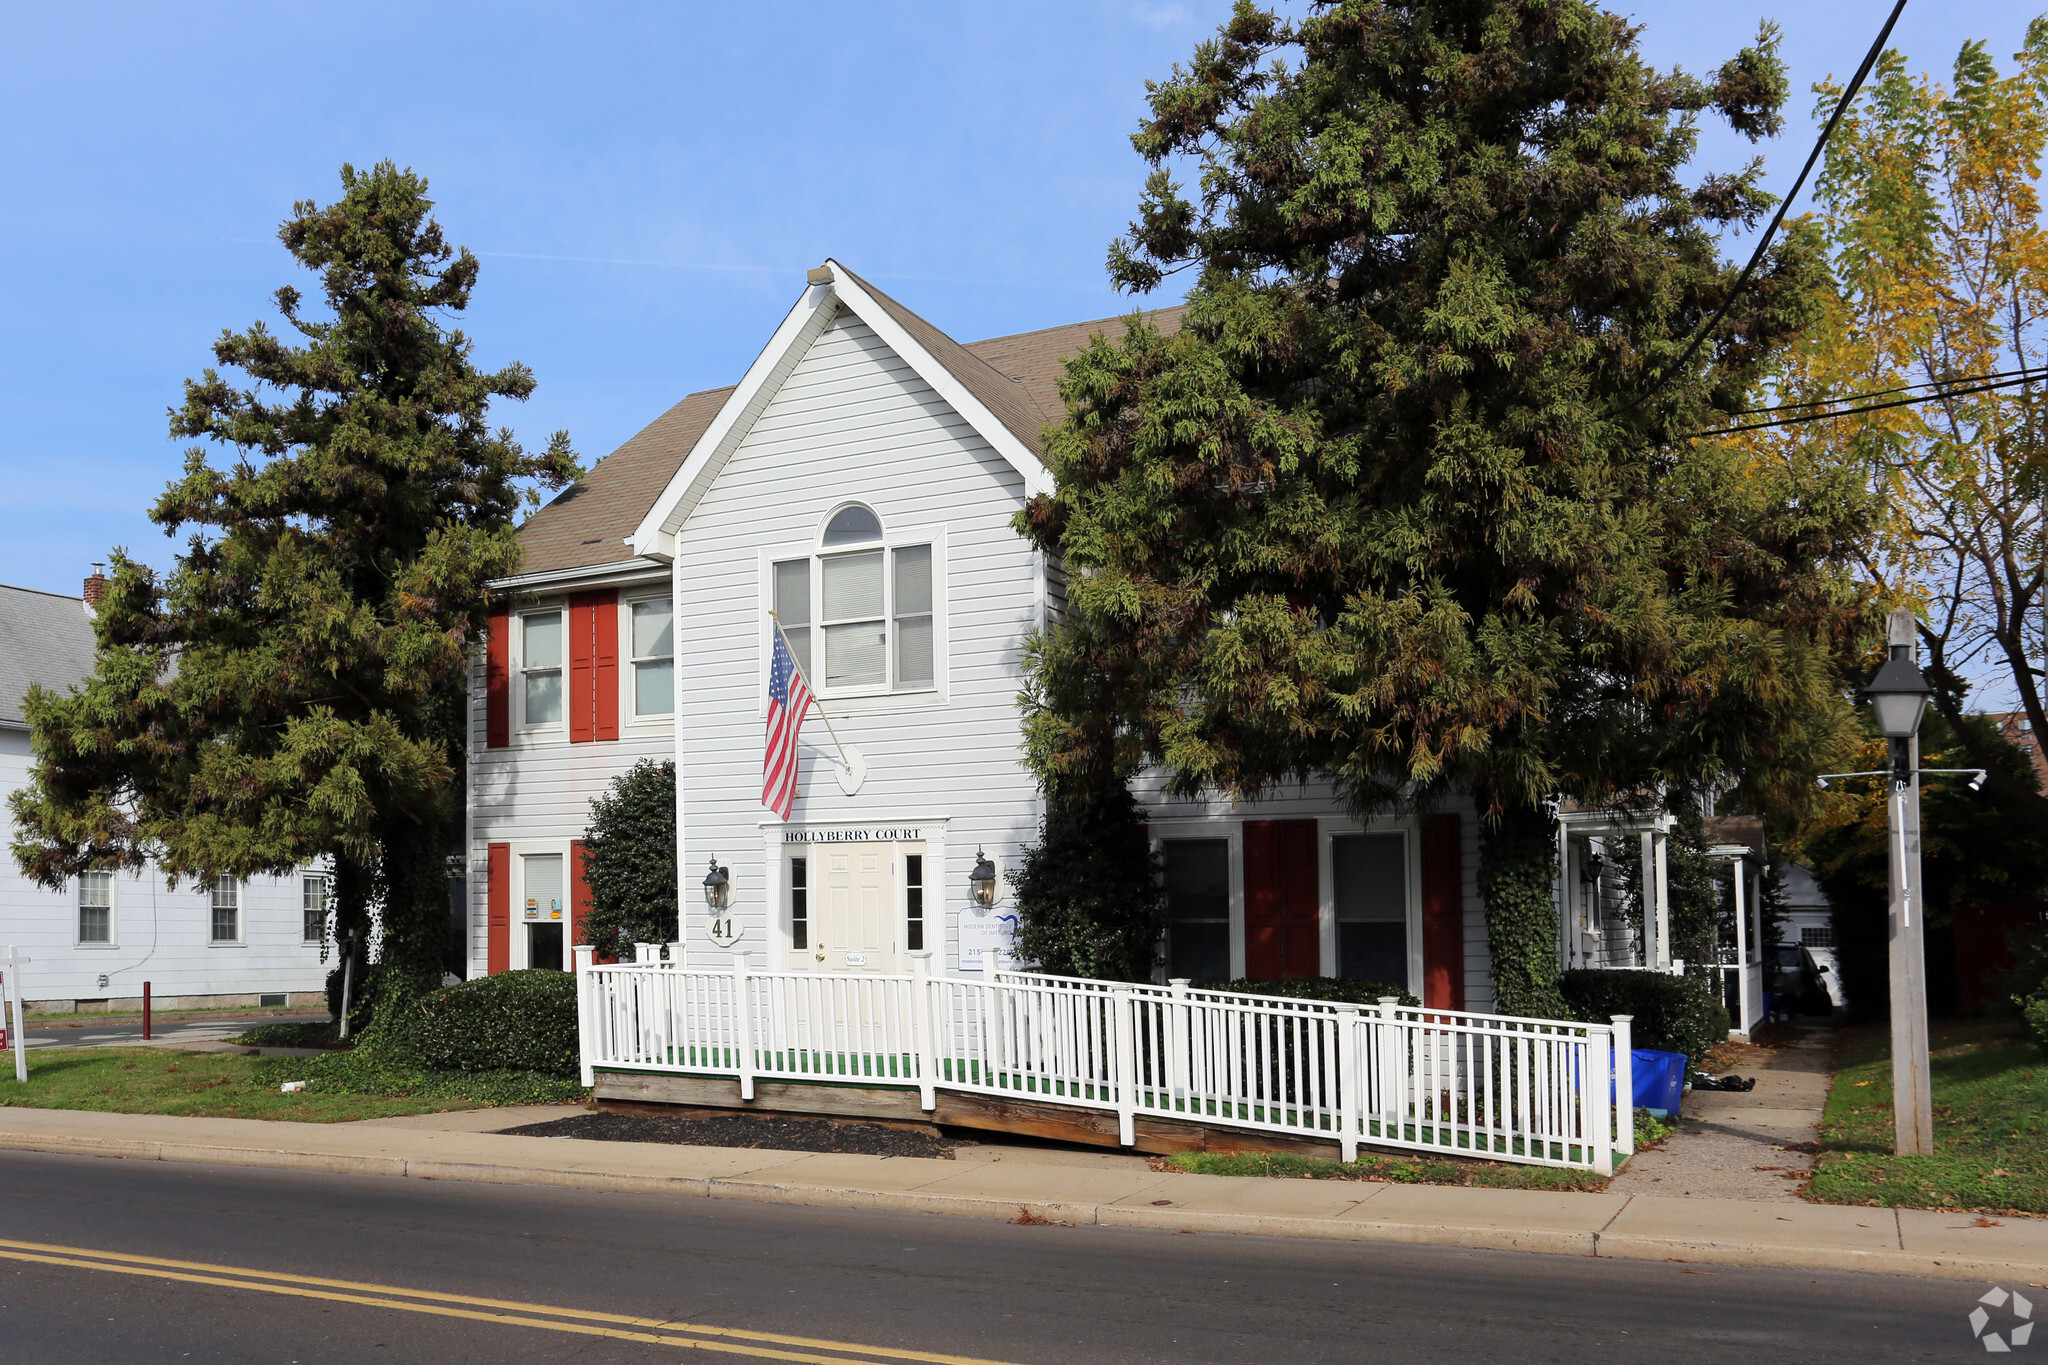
xmin=1557 ymin=968 xmax=1729 ymax=1062
xmin=2025 ymin=997 xmax=2048 ymax=1056
xmin=1205 ymin=977 xmax=1420 ymax=1008
xmin=581 ymin=760 xmax=678 ymax=958
xmin=1011 ymin=779 xmax=1165 ymax=981
xmin=391 ymin=969 xmax=579 ymax=1075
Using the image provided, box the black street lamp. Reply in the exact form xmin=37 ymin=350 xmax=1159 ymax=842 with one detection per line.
xmin=702 ymin=858 xmax=730 ymax=912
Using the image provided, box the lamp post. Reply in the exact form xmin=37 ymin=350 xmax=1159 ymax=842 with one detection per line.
xmin=1865 ymin=608 xmax=1934 ymax=1157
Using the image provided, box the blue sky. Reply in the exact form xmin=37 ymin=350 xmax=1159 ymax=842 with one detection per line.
xmin=1 ymin=1 xmax=2035 ymax=601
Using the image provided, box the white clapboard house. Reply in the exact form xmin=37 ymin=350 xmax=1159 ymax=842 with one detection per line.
xmin=469 ymin=261 xmax=1494 ymax=1012
xmin=0 ymin=580 xmax=332 ymax=1013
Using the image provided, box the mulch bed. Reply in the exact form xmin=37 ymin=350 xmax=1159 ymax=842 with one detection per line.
xmin=498 ymin=1110 xmax=954 ymax=1159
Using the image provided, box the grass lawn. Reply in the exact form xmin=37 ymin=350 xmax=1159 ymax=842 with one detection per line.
xmin=1808 ymin=1017 xmax=2048 ymax=1215
xmin=0 ymin=1049 xmax=502 ymax=1122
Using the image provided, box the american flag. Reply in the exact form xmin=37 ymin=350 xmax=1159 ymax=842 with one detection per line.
xmin=762 ymin=625 xmax=813 ymax=819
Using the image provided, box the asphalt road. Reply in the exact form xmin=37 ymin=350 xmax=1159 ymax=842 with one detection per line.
xmin=0 ymin=1150 xmax=1994 ymax=1363
xmin=24 ymin=1012 xmax=323 ymax=1049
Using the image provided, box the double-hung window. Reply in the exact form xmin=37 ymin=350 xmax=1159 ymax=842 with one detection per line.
xmin=630 ymin=598 xmax=674 ymax=717
xmin=771 ymin=504 xmax=936 ymax=696
xmin=521 ymin=610 xmax=564 ymax=727
xmin=78 ymin=872 xmax=111 ymax=944
xmin=211 ymin=876 xmax=241 ymax=943
xmin=303 ymin=875 xmax=330 ymax=944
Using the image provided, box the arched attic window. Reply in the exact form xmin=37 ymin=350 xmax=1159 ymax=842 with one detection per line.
xmin=772 ymin=503 xmax=934 ymax=694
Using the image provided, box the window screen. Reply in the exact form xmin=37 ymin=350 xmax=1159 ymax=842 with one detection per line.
xmin=1333 ymin=833 xmax=1407 ymax=987
xmin=631 ymin=599 xmax=674 ymax=716
xmin=822 ymin=551 xmax=886 ymax=688
xmin=78 ymin=871 xmax=111 ymax=943
xmin=773 ymin=559 xmax=812 ymax=679
xmin=1163 ymin=839 xmax=1230 ymax=982
xmin=302 ymin=875 xmax=330 ymax=943
xmin=211 ymin=876 xmax=241 ymax=943
xmin=893 ymin=546 xmax=933 ymax=687
xmin=522 ymin=612 xmax=564 ymax=725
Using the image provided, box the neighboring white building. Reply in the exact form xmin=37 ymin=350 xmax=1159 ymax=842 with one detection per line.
xmin=470 ymin=262 xmax=1493 ymax=1011
xmin=0 ymin=581 xmax=331 ymax=1013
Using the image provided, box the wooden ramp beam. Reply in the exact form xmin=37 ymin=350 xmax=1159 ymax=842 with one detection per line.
xmin=593 ymin=1071 xmax=1345 ymax=1160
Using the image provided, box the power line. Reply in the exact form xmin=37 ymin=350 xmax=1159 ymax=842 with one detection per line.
xmin=1610 ymin=0 xmax=1911 ymax=422
xmin=1735 ymin=365 xmax=2041 ymax=416
xmin=1694 ymin=371 xmax=2040 ymax=435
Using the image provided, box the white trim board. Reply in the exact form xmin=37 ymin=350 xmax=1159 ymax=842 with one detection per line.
xmin=628 ymin=260 xmax=1051 ymax=558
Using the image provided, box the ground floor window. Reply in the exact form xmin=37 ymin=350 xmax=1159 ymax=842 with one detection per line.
xmin=1333 ymin=833 xmax=1407 ymax=984
xmin=78 ymin=871 xmax=111 ymax=943
xmin=210 ymin=876 xmax=241 ymax=942
xmin=790 ymin=856 xmax=809 ymax=950
xmin=1163 ymin=839 xmax=1230 ymax=982
xmin=302 ymin=875 xmax=330 ymax=943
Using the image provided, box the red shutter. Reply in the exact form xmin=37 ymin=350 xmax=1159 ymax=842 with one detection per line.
xmin=592 ymin=591 xmax=619 ymax=741
xmin=485 ymin=608 xmax=509 ymax=748
xmin=1243 ymin=820 xmax=1319 ymax=979
xmin=486 ymin=843 xmax=511 ymax=975
xmin=571 ymin=839 xmax=593 ymax=967
xmin=568 ymin=593 xmax=596 ymax=743
xmin=1420 ymin=814 xmax=1465 ymax=1010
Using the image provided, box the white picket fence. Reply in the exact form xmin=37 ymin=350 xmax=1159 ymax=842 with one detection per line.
xmin=575 ymin=953 xmax=1635 ymax=1171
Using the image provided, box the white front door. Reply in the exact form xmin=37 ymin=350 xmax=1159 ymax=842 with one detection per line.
xmin=787 ymin=843 xmax=896 ymax=973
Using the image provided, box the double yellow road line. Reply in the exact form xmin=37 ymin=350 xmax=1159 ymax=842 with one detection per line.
xmin=0 ymin=1237 xmax=1021 ymax=1365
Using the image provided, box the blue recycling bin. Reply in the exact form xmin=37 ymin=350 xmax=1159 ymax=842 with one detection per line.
xmin=1632 ymin=1048 xmax=1687 ymax=1118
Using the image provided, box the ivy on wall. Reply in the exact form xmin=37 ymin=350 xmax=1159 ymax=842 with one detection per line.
xmin=1479 ymin=807 xmax=1567 ymax=1020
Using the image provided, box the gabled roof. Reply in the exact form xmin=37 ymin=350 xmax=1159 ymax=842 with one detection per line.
xmin=511 ymin=265 xmax=1185 ymax=577
xmin=515 ymin=386 xmax=733 ymax=577
xmin=0 ymin=583 xmax=96 ymax=728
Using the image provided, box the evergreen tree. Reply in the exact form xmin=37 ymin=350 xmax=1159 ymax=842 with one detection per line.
xmin=1019 ymin=1 xmax=1871 ymax=1014
xmin=1010 ymin=778 xmax=1167 ymax=981
xmin=10 ymin=162 xmax=579 ymax=1022
xmin=580 ymin=760 xmax=679 ymax=959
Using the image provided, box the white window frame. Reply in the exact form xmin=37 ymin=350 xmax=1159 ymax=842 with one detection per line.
xmin=1150 ymin=820 xmax=1247 ymax=982
xmin=622 ymin=590 xmax=676 ymax=724
xmin=510 ymin=841 xmax=574 ymax=972
xmin=1319 ymin=819 xmax=1423 ymax=998
xmin=759 ymin=510 xmax=948 ymax=709
xmin=302 ymin=874 xmax=331 ymax=945
xmin=77 ymin=871 xmax=115 ymax=947
xmin=210 ymin=875 xmax=243 ymax=946
xmin=517 ymin=605 xmax=568 ymax=734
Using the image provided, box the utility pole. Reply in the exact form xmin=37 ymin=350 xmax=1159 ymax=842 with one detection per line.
xmin=1882 ymin=609 xmax=1933 ymax=1155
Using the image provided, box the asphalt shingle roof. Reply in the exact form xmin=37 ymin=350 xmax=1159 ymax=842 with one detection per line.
xmin=0 ymin=584 xmax=97 ymax=728
xmin=511 ymin=282 xmax=1185 ymax=578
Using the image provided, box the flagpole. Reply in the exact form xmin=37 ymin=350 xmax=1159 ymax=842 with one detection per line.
xmin=769 ymin=612 xmax=852 ymax=770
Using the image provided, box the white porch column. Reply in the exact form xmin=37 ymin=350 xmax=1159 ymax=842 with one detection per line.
xmin=1731 ymin=857 xmax=1749 ymax=1031
xmin=1638 ymin=831 xmax=1657 ymax=968
xmin=1653 ymin=829 xmax=1672 ymax=972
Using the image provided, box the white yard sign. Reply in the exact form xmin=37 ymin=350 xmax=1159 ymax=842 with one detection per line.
xmin=955 ymin=909 xmax=1020 ymax=973
xmin=0 ymin=947 xmax=27 ymax=1081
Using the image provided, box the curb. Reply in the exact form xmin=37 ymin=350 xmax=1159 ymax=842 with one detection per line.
xmin=3 ymin=1128 xmax=2038 ymax=1283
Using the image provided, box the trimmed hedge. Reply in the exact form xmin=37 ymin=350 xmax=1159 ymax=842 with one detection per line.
xmin=1206 ymin=977 xmax=1421 ymax=1008
xmin=394 ymin=969 xmax=579 ymax=1076
xmin=1557 ymin=968 xmax=1730 ymax=1063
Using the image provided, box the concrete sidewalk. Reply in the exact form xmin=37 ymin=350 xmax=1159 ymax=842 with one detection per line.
xmin=0 ymin=1106 xmax=2040 ymax=1283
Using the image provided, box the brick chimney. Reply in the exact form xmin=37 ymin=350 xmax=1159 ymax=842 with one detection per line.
xmin=83 ymin=564 xmax=107 ymax=614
